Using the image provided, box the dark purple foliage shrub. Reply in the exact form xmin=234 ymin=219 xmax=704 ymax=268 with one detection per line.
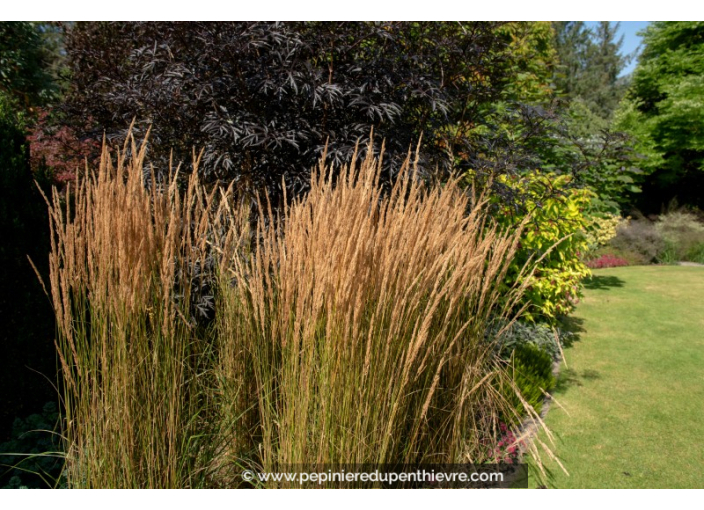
xmin=61 ymin=22 xmax=556 ymax=206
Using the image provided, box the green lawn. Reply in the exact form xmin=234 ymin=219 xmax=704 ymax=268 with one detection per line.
xmin=529 ymin=266 xmax=704 ymax=488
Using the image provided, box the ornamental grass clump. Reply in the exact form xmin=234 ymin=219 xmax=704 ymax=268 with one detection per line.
xmin=46 ymin=133 xmax=555 ymax=488
xmin=45 ymin=133 xmax=249 ymax=488
xmin=215 ymin=141 xmax=546 ymax=485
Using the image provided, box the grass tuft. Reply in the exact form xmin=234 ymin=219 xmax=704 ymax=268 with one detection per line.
xmin=48 ymin=134 xmax=542 ymax=487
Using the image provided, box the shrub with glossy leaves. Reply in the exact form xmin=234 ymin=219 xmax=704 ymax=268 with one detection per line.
xmin=495 ymin=171 xmax=592 ymax=322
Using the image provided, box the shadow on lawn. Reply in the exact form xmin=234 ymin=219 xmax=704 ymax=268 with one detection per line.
xmin=549 ymin=275 xmax=622 ymax=392
xmin=583 ymin=275 xmax=626 ymax=291
xmin=556 ymin=315 xmax=585 ymax=350
xmin=554 ymin=367 xmax=602 ymax=395
xmin=552 ymin=315 xmax=600 ymax=394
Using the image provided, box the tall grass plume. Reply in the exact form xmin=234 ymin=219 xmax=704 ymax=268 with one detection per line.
xmin=47 ymin=133 xmax=547 ymax=488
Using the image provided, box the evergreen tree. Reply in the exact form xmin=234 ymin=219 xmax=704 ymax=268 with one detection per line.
xmin=589 ymin=21 xmax=629 ymax=118
xmin=552 ymin=21 xmax=629 ymax=119
xmin=546 ymin=22 xmax=639 ymax=213
xmin=553 ymin=22 xmax=592 ymax=103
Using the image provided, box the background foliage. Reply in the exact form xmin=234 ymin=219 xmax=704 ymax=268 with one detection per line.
xmin=61 ymin=22 xmax=561 ymax=206
xmin=0 ymin=22 xmax=61 ymax=110
xmin=0 ymin=93 xmax=56 ymax=444
xmin=617 ymin=22 xmax=704 ymax=212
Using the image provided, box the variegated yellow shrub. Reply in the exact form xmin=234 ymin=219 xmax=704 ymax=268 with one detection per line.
xmin=494 ymin=171 xmax=592 ymax=322
xmin=585 ymin=213 xmax=626 ymax=251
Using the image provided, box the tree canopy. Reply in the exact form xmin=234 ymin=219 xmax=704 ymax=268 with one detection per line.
xmin=617 ymin=21 xmax=704 ymax=211
xmin=0 ymin=22 xmax=62 ymax=109
xmin=546 ymin=22 xmax=638 ymax=213
xmin=552 ymin=21 xmax=630 ymax=120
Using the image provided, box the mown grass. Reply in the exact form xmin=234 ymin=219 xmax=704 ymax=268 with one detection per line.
xmin=530 ymin=266 xmax=704 ymax=488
